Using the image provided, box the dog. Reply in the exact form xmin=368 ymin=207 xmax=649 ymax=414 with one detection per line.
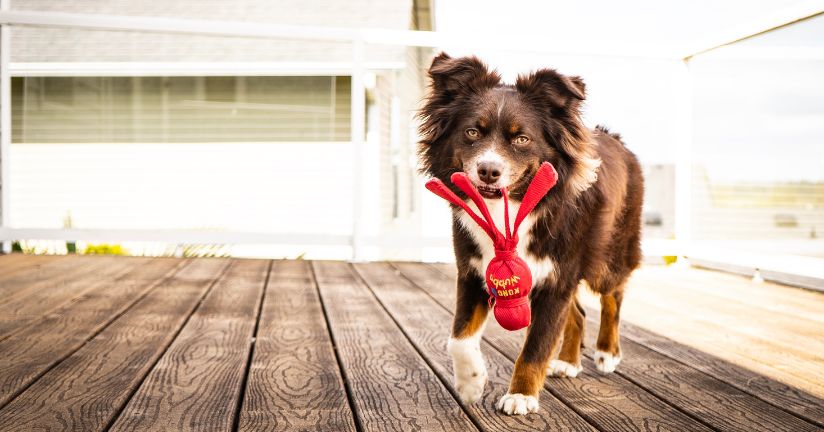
xmin=418 ymin=53 xmax=643 ymax=416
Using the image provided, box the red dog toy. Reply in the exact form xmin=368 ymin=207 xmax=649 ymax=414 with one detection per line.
xmin=426 ymin=162 xmax=558 ymax=331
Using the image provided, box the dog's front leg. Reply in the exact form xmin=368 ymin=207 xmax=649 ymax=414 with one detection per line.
xmin=448 ymin=270 xmax=490 ymax=404
xmin=498 ymin=284 xmax=573 ymax=415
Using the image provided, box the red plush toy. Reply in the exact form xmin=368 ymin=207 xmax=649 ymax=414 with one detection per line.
xmin=426 ymin=162 xmax=558 ymax=331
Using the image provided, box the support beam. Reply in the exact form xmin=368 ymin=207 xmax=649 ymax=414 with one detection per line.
xmin=673 ymin=60 xmax=693 ymax=258
xmin=350 ymin=39 xmax=366 ymax=261
xmin=0 ymin=0 xmax=10 ymax=253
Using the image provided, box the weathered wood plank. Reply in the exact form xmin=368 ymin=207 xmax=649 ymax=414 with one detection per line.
xmin=356 ymin=262 xmax=597 ymax=432
xmin=630 ymin=275 xmax=824 ymax=362
xmin=109 ymin=259 xmax=269 ymax=432
xmin=579 ymin=310 xmax=821 ymax=432
xmin=611 ymin=308 xmax=824 ymax=427
xmin=0 ymin=257 xmax=184 ymax=408
xmin=239 ymin=260 xmax=357 ymax=432
xmin=392 ymin=262 xmax=713 ymax=432
xmin=0 ymin=258 xmax=229 ymax=432
xmin=0 ymin=254 xmax=66 ymax=282
xmin=614 ymin=285 xmax=824 ymax=395
xmin=637 ymin=266 xmax=824 ymax=324
xmin=0 ymin=256 xmax=147 ymax=340
xmin=312 ymin=260 xmax=478 ymax=432
xmin=0 ymin=254 xmax=108 ymax=301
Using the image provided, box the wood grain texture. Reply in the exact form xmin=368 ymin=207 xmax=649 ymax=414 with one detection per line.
xmin=0 ymin=254 xmax=107 ymax=302
xmin=580 ymin=310 xmax=821 ymax=432
xmin=0 ymin=258 xmax=229 ymax=432
xmin=606 ymin=282 xmax=824 ymax=396
xmin=392 ymin=262 xmax=713 ymax=432
xmin=0 ymin=256 xmax=148 ymax=340
xmin=110 ymin=259 xmax=269 ymax=432
xmin=239 ymin=260 xmax=357 ymax=432
xmin=355 ymin=262 xmax=597 ymax=432
xmin=0 ymin=257 xmax=185 ymax=408
xmin=630 ymin=275 xmax=824 ymax=361
xmin=612 ymin=310 xmax=824 ymax=427
xmin=0 ymin=254 xmax=66 ymax=282
xmin=312 ymin=260 xmax=478 ymax=432
xmin=637 ymin=266 xmax=824 ymax=324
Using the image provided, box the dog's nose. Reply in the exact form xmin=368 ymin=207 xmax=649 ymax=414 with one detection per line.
xmin=477 ymin=161 xmax=502 ymax=184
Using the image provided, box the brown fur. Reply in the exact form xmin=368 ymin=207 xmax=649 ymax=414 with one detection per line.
xmin=557 ymin=299 xmax=586 ymax=366
xmin=419 ymin=53 xmax=643 ymax=402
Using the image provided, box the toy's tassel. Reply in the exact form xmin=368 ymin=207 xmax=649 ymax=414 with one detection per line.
xmin=425 ymin=162 xmax=558 ymax=331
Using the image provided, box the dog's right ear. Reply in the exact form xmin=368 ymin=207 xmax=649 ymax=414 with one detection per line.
xmin=428 ymin=52 xmax=500 ymax=97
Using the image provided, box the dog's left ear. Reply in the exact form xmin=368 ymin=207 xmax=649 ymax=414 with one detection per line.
xmin=515 ymin=69 xmax=586 ymax=109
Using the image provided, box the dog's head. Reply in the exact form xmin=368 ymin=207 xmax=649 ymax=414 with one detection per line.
xmin=418 ymin=53 xmax=600 ymax=201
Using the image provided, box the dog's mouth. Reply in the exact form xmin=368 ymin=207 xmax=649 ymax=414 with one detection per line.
xmin=476 ymin=184 xmax=503 ymax=199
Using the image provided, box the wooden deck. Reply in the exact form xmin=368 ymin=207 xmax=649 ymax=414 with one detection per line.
xmin=0 ymin=255 xmax=822 ymax=431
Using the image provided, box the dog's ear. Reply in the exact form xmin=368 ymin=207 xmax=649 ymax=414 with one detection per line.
xmin=515 ymin=69 xmax=586 ymax=109
xmin=428 ymin=52 xmax=500 ymax=97
xmin=516 ymin=69 xmax=598 ymax=194
xmin=417 ymin=53 xmax=500 ymax=153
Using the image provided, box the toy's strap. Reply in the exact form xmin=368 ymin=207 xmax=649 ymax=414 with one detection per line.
xmin=513 ymin=162 xmax=558 ymax=233
xmin=425 ymin=178 xmax=497 ymax=240
xmin=502 ymin=188 xmax=512 ymax=239
xmin=451 ymin=172 xmax=505 ymax=244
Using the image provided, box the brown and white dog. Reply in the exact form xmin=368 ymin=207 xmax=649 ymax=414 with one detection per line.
xmin=418 ymin=53 xmax=643 ymax=415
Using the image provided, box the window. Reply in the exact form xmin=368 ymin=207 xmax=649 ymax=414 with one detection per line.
xmin=12 ymin=76 xmax=351 ymax=143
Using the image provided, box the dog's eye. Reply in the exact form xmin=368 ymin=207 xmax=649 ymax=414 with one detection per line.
xmin=465 ymin=128 xmax=480 ymax=139
xmin=514 ymin=135 xmax=530 ymax=145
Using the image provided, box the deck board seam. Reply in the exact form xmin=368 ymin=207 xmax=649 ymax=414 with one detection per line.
xmin=0 ymin=258 xmax=191 ymax=412
xmin=230 ymin=259 xmax=273 ymax=432
xmin=349 ymin=263 xmax=485 ymax=432
xmin=101 ymin=259 xmax=233 ymax=432
xmin=386 ymin=262 xmax=607 ymax=432
xmin=309 ymin=261 xmax=365 ymax=432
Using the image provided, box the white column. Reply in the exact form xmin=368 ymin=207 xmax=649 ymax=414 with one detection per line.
xmin=673 ymin=59 xmax=693 ymax=258
xmin=350 ymin=38 xmax=366 ymax=260
xmin=0 ymin=0 xmax=11 ymax=253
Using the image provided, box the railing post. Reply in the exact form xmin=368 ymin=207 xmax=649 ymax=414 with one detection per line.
xmin=673 ymin=59 xmax=693 ymax=260
xmin=350 ymin=37 xmax=366 ymax=261
xmin=0 ymin=0 xmax=11 ymax=253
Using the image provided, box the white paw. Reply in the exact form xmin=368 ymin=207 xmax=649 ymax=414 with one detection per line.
xmin=594 ymin=350 xmax=621 ymax=374
xmin=547 ymin=359 xmax=582 ymax=378
xmin=448 ymin=337 xmax=487 ymax=404
xmin=455 ymin=369 xmax=487 ymax=403
xmin=496 ymin=393 xmax=539 ymax=415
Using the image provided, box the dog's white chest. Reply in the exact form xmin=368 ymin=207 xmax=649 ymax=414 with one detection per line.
xmin=457 ymin=199 xmax=556 ymax=288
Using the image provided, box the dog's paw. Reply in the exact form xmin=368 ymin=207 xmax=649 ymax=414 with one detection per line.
xmin=496 ymin=393 xmax=539 ymax=415
xmin=547 ymin=359 xmax=582 ymax=378
xmin=594 ymin=350 xmax=621 ymax=374
xmin=448 ymin=337 xmax=487 ymax=404
xmin=455 ymin=369 xmax=487 ymax=404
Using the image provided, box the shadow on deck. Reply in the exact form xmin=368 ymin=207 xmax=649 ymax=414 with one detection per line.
xmin=0 ymin=254 xmax=822 ymax=431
